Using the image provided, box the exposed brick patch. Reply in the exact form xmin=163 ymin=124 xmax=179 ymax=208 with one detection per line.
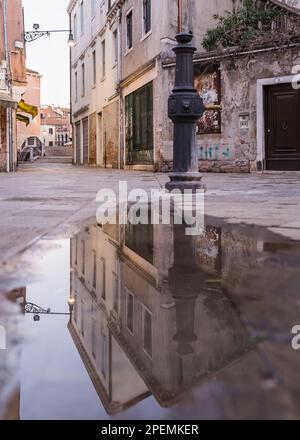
xmin=156 ymin=159 xmax=250 ymax=173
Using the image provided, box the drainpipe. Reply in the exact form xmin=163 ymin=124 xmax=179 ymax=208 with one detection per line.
xmin=69 ymin=12 xmax=73 ymax=163
xmin=117 ymin=7 xmax=123 ymax=169
xmin=178 ymin=0 xmax=183 ymax=33
xmin=3 ymin=0 xmax=12 ymax=172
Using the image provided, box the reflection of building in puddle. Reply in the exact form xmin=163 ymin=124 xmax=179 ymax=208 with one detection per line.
xmin=0 ymin=287 xmax=26 ymax=420
xmin=69 ymin=220 xmax=252 ymax=412
xmin=68 ymin=224 xmax=149 ymax=414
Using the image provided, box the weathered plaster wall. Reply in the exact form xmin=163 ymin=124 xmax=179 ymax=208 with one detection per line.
xmin=7 ymin=0 xmax=26 ymax=88
xmin=16 ymin=71 xmax=41 ymax=149
xmin=158 ymin=46 xmax=300 ymax=173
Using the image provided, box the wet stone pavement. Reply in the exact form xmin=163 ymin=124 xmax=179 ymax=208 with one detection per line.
xmin=1 ymin=212 xmax=300 ymax=420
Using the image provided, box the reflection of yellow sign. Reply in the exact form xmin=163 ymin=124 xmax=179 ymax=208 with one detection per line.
xmin=17 ymin=113 xmax=30 ymax=126
xmin=18 ymin=99 xmax=38 ymax=118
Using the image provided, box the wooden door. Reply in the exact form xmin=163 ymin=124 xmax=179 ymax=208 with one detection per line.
xmin=265 ymin=83 xmax=300 ymax=170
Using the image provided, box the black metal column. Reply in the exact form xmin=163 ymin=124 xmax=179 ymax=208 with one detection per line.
xmin=166 ymin=32 xmax=205 ymax=192
xmin=168 ymin=223 xmax=207 ymax=356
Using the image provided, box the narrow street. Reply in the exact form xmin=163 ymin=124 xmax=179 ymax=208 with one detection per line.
xmin=2 ymin=0 xmax=300 ymax=427
xmin=0 ymin=164 xmax=300 ymax=265
xmin=1 ymin=164 xmax=300 ymax=420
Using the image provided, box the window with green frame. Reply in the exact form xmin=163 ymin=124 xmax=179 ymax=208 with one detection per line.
xmin=125 ymin=82 xmax=153 ymax=165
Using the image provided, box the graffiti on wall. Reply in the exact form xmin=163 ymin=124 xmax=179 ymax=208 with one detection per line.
xmin=199 ymin=145 xmax=234 ymax=161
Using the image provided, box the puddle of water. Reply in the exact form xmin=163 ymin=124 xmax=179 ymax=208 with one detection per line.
xmin=1 ymin=214 xmax=300 ymax=420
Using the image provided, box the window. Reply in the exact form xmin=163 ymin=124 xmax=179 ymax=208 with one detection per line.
xmin=73 ymin=293 xmax=78 ymax=323
xmin=81 ymin=300 xmax=85 ymax=336
xmin=81 ymin=240 xmax=85 ymax=274
xmin=92 ymin=318 xmax=96 ymax=359
xmin=92 ymin=50 xmax=96 ymax=86
xmin=143 ymin=0 xmax=151 ymax=35
xmin=80 ymin=1 xmax=84 ymax=35
xmin=101 ymin=258 xmax=106 ymax=300
xmin=126 ymin=290 xmax=134 ymax=334
xmin=142 ymin=306 xmax=152 ymax=358
xmin=101 ymin=40 xmax=106 ymax=79
xmin=75 ymin=236 xmax=78 ymax=265
xmin=92 ymin=250 xmax=96 ymax=289
xmin=49 ymin=141 xmax=53 ymax=146
xmin=49 ymin=128 xmax=53 ymax=135
xmin=100 ymin=1 xmax=105 ymax=26
xmin=125 ymin=82 xmax=153 ymax=165
xmin=126 ymin=10 xmax=133 ymax=51
xmin=75 ymin=71 xmax=78 ymax=102
xmin=73 ymin=13 xmax=77 ymax=41
xmin=81 ymin=63 xmax=85 ymax=97
xmin=113 ymin=274 xmax=118 ymax=313
xmin=91 ymin=0 xmax=96 ymax=17
xmin=101 ymin=328 xmax=108 ymax=377
xmin=113 ymin=30 xmax=118 ymax=66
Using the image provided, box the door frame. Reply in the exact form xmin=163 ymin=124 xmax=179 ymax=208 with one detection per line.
xmin=82 ymin=117 xmax=89 ymax=165
xmin=75 ymin=121 xmax=81 ymax=165
xmin=257 ymin=75 xmax=295 ymax=171
xmin=97 ymin=112 xmax=103 ymax=166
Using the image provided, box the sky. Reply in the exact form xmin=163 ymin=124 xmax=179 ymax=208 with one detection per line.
xmin=22 ymin=0 xmax=70 ymax=107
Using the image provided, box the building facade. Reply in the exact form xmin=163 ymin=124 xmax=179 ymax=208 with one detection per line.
xmin=0 ymin=0 xmax=27 ymax=172
xmin=40 ymin=105 xmax=72 ymax=147
xmin=17 ymin=69 xmax=42 ymax=150
xmin=69 ymin=0 xmax=300 ymax=173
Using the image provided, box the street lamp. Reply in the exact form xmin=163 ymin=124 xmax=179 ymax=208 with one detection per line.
xmin=24 ymin=24 xmax=75 ymax=47
xmin=166 ymin=32 xmax=205 ymax=193
xmin=67 ymin=33 xmax=76 ymax=48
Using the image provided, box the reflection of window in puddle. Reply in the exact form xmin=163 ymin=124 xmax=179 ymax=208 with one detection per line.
xmin=101 ymin=327 xmax=108 ymax=378
xmin=142 ymin=305 xmax=153 ymax=359
xmin=113 ymin=273 xmax=119 ymax=313
xmin=80 ymin=299 xmax=85 ymax=337
xmin=81 ymin=240 xmax=85 ymax=275
xmin=126 ymin=289 xmax=134 ymax=335
xmin=125 ymin=222 xmax=154 ymax=265
xmin=100 ymin=258 xmax=106 ymax=301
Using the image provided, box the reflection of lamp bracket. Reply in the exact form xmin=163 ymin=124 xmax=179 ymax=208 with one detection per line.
xmin=24 ymin=298 xmax=75 ymax=321
xmin=25 ymin=302 xmax=50 ymax=314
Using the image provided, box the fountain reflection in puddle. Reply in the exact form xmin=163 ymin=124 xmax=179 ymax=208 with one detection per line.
xmin=1 ymin=214 xmax=300 ymax=420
